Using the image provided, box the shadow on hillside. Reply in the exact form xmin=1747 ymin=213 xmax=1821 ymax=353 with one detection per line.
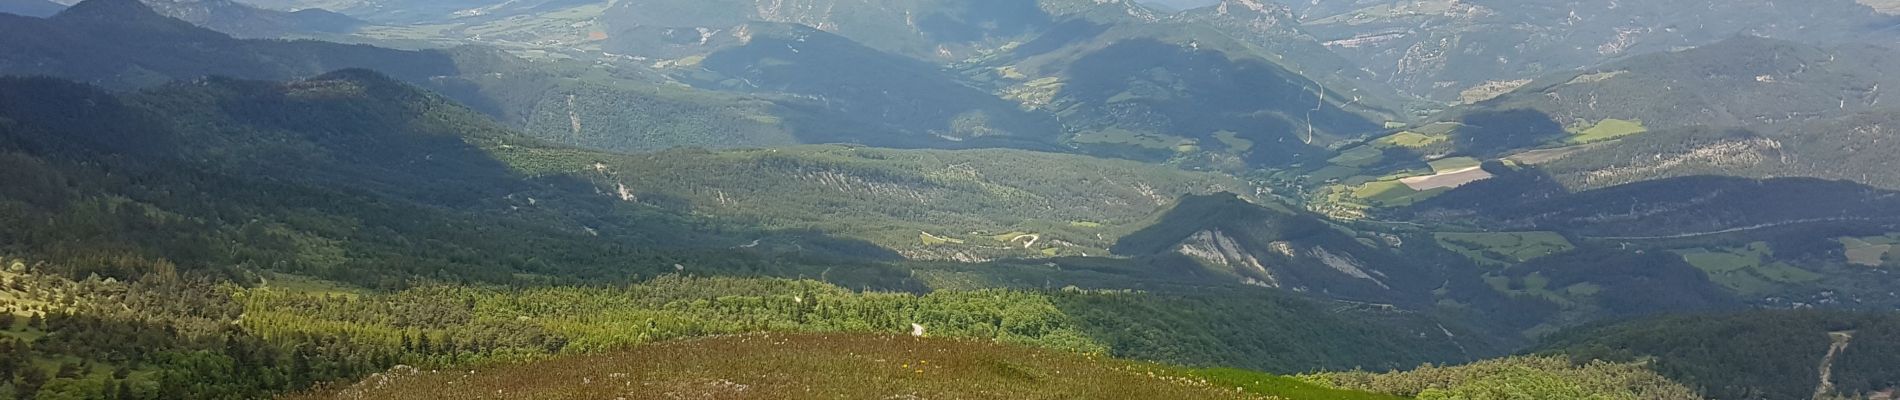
xmin=916 ymin=0 xmax=1052 ymax=43
xmin=688 ymin=24 xmax=1064 ymax=151
xmin=213 ymin=71 xmax=914 ymax=261
xmin=1050 ymin=38 xmax=1380 ymax=167
xmin=1450 ymin=109 xmax=1566 ymax=156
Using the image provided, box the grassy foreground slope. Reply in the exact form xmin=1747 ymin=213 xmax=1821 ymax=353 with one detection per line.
xmin=0 ymin=261 xmax=1476 ymax=398
xmin=288 ymin=333 xmax=1273 ymax=400
xmin=285 ymin=334 xmax=1700 ymax=400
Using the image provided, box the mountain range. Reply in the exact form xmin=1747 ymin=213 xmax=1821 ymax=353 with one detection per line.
xmin=7 ymin=0 xmax=1900 ymax=399
xmin=1270 ymin=0 xmax=1900 ymax=101
xmin=0 ymin=0 xmax=62 ymax=16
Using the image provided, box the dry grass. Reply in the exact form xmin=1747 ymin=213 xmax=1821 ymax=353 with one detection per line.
xmin=288 ymin=333 xmax=1270 ymax=400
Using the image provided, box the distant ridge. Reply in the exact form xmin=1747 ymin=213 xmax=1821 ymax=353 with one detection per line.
xmin=51 ymin=0 xmax=230 ymax=40
xmin=0 ymin=0 xmax=63 ymax=17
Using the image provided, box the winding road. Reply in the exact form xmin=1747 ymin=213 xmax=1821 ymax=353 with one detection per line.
xmin=1586 ymin=217 xmax=1890 ymax=241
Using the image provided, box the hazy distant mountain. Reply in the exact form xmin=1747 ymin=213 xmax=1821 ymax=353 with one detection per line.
xmin=1276 ymin=0 xmax=1899 ymax=101
xmin=1139 ymin=0 xmax=1217 ymax=10
xmin=1475 ymin=37 xmax=1900 ymax=133
xmin=217 ymin=0 xmax=594 ymax=24
xmin=1 ymin=0 xmax=1076 ymax=152
xmin=600 ymin=0 xmax=1067 ymax=61
xmin=959 ymin=14 xmax=1394 ymax=166
xmin=670 ymin=22 xmax=1064 ymax=147
xmin=0 ymin=0 xmax=63 ymax=16
xmin=1177 ymin=0 xmax=1411 ymax=111
xmin=144 ymin=0 xmax=1409 ymax=166
xmin=142 ymin=0 xmax=363 ymax=38
xmin=1 ymin=0 xmax=457 ymax=87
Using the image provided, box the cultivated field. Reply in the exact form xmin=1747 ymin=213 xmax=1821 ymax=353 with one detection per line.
xmin=1567 ymin=119 xmax=1648 ymax=144
xmin=1840 ymin=234 xmax=1900 ymax=267
xmin=1673 ymin=242 xmax=1822 ymax=295
xmin=1400 ymin=166 xmax=1494 ymax=190
xmin=1435 ymin=232 xmax=1576 ymax=266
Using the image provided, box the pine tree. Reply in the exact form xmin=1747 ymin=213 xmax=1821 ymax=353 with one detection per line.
xmin=55 ymin=362 xmax=82 ymax=379
xmin=16 ymin=368 xmax=46 ymax=400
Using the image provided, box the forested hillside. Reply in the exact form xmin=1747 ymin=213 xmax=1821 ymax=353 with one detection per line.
xmin=0 ymin=72 xmax=815 ymax=288
xmin=1408 ymin=172 xmax=1900 ymax=310
xmin=1470 ymin=37 xmax=1900 ymax=134
xmin=1410 ymin=175 xmax=1900 ymax=238
xmin=1309 ymin=355 xmax=1702 ymax=400
xmin=1524 ymin=106 xmax=1900 ymax=192
xmin=1411 ymin=37 xmax=1900 ymax=191
xmin=570 ymin=145 xmax=1248 ymax=260
xmin=1539 ymin=310 xmax=1900 ymax=400
xmin=172 ymin=0 xmax=1410 ymax=169
xmin=669 ymin=22 xmax=1064 ymax=149
xmin=598 ymin=0 xmax=1061 ymax=61
xmin=141 ymin=0 xmax=364 ymax=38
xmin=957 ymin=9 xmax=1397 ymax=167
xmin=0 ymin=66 xmax=1277 ymax=288
xmin=1112 ymin=193 xmax=1442 ymax=304
xmin=0 ymin=0 xmax=1037 ymax=154
xmin=1114 ymin=191 xmax=1758 ymax=337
